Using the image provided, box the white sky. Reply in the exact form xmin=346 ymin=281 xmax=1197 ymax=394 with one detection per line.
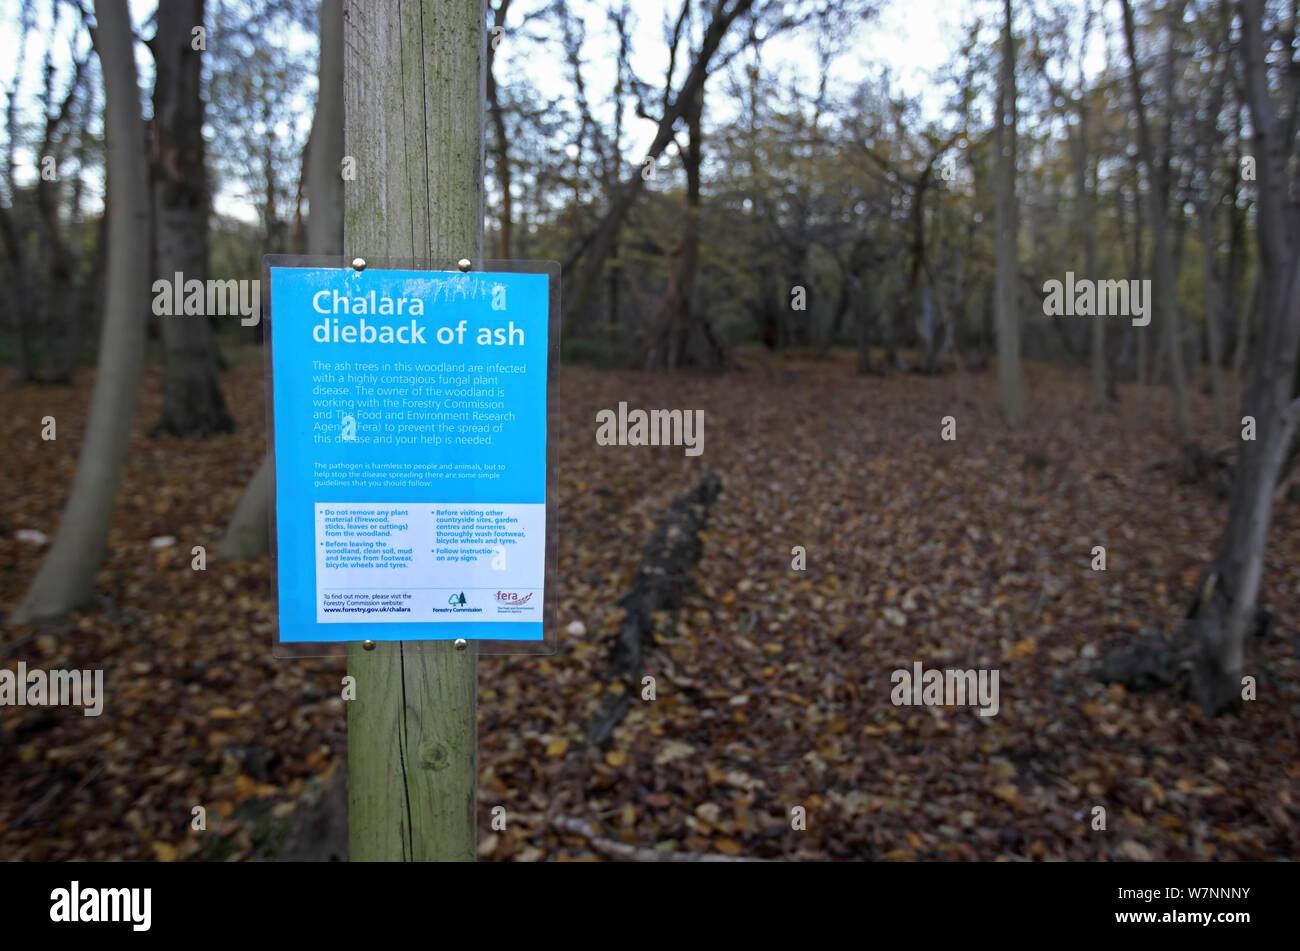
xmin=0 ymin=0 xmax=1109 ymax=222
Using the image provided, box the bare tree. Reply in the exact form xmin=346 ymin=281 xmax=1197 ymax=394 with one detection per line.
xmin=562 ymin=0 xmax=756 ymax=335
xmin=1192 ymin=6 xmax=1230 ymax=429
xmin=218 ymin=0 xmax=343 ymax=561
xmin=10 ymin=0 xmax=151 ymax=623
xmin=487 ymin=0 xmax=513 ymax=258
xmin=0 ymin=1 xmax=90 ymax=384
xmin=1180 ymin=0 xmax=1300 ymax=712
xmin=643 ymin=3 xmax=731 ymax=370
xmin=994 ymin=0 xmax=1024 ymax=425
xmin=149 ymin=0 xmax=233 ymax=436
xmin=1104 ymin=0 xmax=1300 ymax=713
xmin=304 ymin=0 xmax=343 ymax=256
xmin=1119 ymin=0 xmax=1192 ymax=439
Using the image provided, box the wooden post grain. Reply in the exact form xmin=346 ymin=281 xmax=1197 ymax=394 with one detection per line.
xmin=343 ymin=0 xmax=485 ymax=862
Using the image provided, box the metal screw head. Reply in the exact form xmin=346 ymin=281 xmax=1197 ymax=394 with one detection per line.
xmin=454 ymin=638 xmax=468 ymax=651
xmin=351 ymin=257 xmax=366 ymax=271
xmin=456 ymin=259 xmax=471 ymax=272
xmin=363 ymin=639 xmax=376 ymax=651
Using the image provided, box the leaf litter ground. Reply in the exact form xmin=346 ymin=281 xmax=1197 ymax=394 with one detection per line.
xmin=1 ymin=350 xmax=1297 ymax=861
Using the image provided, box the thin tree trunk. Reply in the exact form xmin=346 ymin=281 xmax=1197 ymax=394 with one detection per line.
xmin=993 ymin=0 xmax=1024 ymax=425
xmin=305 ymin=0 xmax=343 ymax=256
xmin=10 ymin=0 xmax=151 ymax=624
xmin=487 ymin=0 xmax=512 ymax=259
xmin=644 ymin=85 xmax=726 ymax=370
xmin=2 ymin=10 xmax=36 ymax=381
xmin=563 ymin=0 xmax=754 ymax=334
xmin=1200 ymin=199 xmax=1225 ymax=428
xmin=1233 ymin=274 xmax=1257 ymax=382
xmin=1197 ymin=22 xmax=1230 ymax=429
xmin=1183 ymin=0 xmax=1300 ymax=712
xmin=853 ymin=274 xmax=877 ymax=375
xmin=1224 ymin=131 xmax=1247 ymax=385
xmin=1073 ymin=104 xmax=1105 ymax=407
xmin=1122 ymin=146 xmax=1147 ymax=385
xmin=150 ymin=0 xmax=233 ymax=437
xmin=33 ymin=53 xmax=87 ymax=385
xmin=217 ymin=455 xmax=271 ymax=560
xmin=218 ymin=0 xmax=343 ymax=561
xmin=1120 ymin=0 xmax=1192 ymax=438
xmin=0 ymin=203 xmax=35 ymax=382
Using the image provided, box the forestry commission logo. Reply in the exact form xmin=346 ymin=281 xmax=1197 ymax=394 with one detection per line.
xmin=433 ymin=592 xmax=482 ymax=616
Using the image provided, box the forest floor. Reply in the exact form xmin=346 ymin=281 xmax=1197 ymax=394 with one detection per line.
xmin=2 ymin=346 xmax=1298 ymax=861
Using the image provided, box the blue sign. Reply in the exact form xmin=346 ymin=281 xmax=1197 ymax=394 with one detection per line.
xmin=267 ymin=265 xmax=549 ymax=644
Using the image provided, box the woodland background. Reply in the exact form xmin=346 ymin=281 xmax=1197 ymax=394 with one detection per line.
xmin=1 ymin=0 xmax=1298 ymax=861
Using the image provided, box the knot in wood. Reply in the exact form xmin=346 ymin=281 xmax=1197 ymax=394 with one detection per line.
xmin=419 ymin=743 xmax=451 ymax=771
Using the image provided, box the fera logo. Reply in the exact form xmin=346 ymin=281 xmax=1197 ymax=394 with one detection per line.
xmin=495 ymin=591 xmax=533 ymax=605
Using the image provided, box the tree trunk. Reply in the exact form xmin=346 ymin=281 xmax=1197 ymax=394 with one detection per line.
xmin=1196 ymin=24 xmax=1229 ymax=428
xmin=1200 ymin=198 xmax=1225 ymax=428
xmin=1223 ymin=119 xmax=1247 ymax=384
xmin=1182 ymin=0 xmax=1300 ymax=712
xmin=993 ymin=0 xmax=1024 ymax=425
xmin=33 ymin=56 xmax=88 ymax=385
xmin=342 ymin=0 xmax=482 ymax=861
xmin=0 ymin=203 xmax=35 ymax=382
xmin=10 ymin=0 xmax=151 ymax=624
xmin=150 ymin=0 xmax=233 ymax=437
xmin=853 ymin=269 xmax=881 ymax=375
xmin=1071 ymin=100 xmax=1106 ymax=407
xmin=1120 ymin=0 xmax=1192 ymax=439
xmin=1121 ymin=146 xmax=1147 ymax=386
xmin=218 ymin=0 xmax=343 ymax=561
xmin=306 ymin=0 xmax=344 ymax=257
xmin=1233 ymin=274 xmax=1257 ymax=383
xmin=563 ymin=0 xmax=754 ymax=335
xmin=217 ymin=455 xmax=271 ymax=561
xmin=487 ymin=0 xmax=512 ymax=259
xmin=644 ymin=85 xmax=727 ymax=371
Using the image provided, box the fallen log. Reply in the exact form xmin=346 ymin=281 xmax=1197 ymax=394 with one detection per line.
xmin=584 ymin=472 xmax=722 ymax=747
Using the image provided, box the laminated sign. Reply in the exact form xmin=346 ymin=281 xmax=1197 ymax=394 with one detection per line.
xmin=264 ymin=257 xmax=558 ymax=655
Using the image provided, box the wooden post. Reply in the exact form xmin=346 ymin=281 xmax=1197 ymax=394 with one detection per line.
xmin=343 ymin=0 xmax=484 ymax=862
